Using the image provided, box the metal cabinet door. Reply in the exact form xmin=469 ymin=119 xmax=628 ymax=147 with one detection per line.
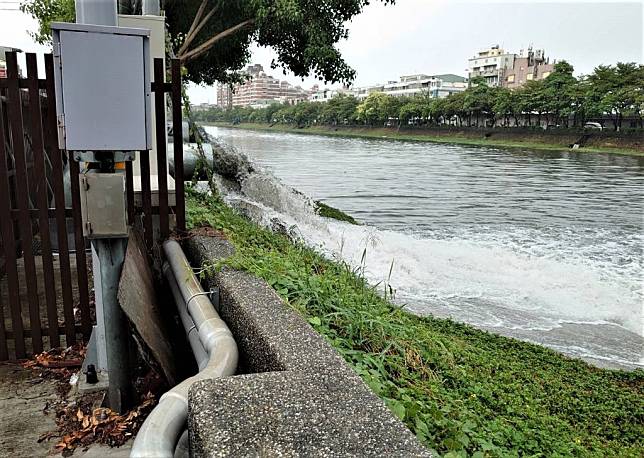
xmin=58 ymin=30 xmax=149 ymax=151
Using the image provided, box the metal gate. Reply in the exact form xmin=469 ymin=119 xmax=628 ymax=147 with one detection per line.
xmin=0 ymin=52 xmax=185 ymax=360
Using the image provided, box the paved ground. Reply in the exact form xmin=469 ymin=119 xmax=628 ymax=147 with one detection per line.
xmin=0 ymin=362 xmax=132 ymax=457
xmin=1 ymin=252 xmax=131 ymax=457
xmin=0 ymin=362 xmax=59 ymax=457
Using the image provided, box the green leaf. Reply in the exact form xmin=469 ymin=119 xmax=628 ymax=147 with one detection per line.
xmin=308 ymin=316 xmax=321 ymax=326
xmin=387 ymin=400 xmax=406 ymax=420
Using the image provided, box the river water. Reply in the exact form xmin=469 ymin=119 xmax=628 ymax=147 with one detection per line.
xmin=204 ymin=126 xmax=644 ymax=370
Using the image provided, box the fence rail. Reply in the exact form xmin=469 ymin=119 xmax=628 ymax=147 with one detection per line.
xmin=0 ymin=52 xmax=185 ymax=360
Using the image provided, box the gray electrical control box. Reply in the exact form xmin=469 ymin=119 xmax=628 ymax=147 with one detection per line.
xmin=51 ymin=22 xmax=151 ymax=151
xmin=79 ymin=174 xmax=128 ymax=238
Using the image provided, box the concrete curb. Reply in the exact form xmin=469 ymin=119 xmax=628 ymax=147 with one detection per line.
xmin=184 ymin=235 xmax=431 ymax=457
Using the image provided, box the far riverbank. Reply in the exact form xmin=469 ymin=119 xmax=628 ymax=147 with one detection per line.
xmin=202 ymin=122 xmax=644 ymax=157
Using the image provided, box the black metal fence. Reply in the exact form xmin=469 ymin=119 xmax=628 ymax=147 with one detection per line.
xmin=0 ymin=52 xmax=185 ymax=360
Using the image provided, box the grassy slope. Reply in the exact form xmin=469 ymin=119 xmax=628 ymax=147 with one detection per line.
xmin=187 ymin=191 xmax=643 ymax=458
xmin=203 ymin=122 xmax=644 ymax=157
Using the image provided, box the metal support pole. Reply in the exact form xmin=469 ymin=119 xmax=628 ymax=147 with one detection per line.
xmin=92 ymin=238 xmax=131 ymax=412
xmin=142 ymin=0 xmax=160 ymax=15
xmin=73 ymin=0 xmax=129 ymax=413
xmin=75 ymin=0 xmax=117 ymax=26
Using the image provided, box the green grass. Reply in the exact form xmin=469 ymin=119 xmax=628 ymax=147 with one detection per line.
xmin=187 ymin=190 xmax=644 ymax=457
xmin=203 ymin=122 xmax=644 ymax=157
xmin=315 ymin=201 xmax=360 ymax=225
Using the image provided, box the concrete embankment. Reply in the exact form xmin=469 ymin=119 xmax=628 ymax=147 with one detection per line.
xmin=183 ymin=235 xmax=431 ymax=457
xmin=205 ymin=122 xmax=644 ymax=156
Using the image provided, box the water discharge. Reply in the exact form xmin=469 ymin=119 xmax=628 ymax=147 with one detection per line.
xmin=204 ymin=126 xmax=644 ymax=370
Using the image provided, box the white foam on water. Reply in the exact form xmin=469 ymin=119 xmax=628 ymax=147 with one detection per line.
xmin=213 ymin=143 xmax=644 ymax=367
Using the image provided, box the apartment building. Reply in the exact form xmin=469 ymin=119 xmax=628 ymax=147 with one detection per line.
xmin=349 ymin=73 xmax=467 ymax=101
xmin=216 ymin=64 xmax=312 ymax=108
xmin=468 ymin=45 xmax=516 ymax=87
xmin=382 ymin=74 xmax=467 ymax=98
xmin=350 ymin=84 xmax=385 ymax=100
xmin=468 ymin=45 xmax=555 ymax=88
xmin=502 ymin=48 xmax=554 ymax=89
xmin=309 ymin=86 xmax=351 ymax=102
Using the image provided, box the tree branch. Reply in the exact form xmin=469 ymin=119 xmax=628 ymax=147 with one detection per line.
xmin=180 ymin=19 xmax=255 ymax=64
xmin=178 ymin=2 xmax=220 ymax=57
xmin=184 ymin=0 xmax=209 ymax=40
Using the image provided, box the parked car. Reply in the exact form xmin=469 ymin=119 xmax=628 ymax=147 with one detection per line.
xmin=584 ymin=122 xmax=603 ymax=131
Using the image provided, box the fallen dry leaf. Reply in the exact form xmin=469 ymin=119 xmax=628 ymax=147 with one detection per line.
xmin=42 ymin=391 xmax=157 ymax=455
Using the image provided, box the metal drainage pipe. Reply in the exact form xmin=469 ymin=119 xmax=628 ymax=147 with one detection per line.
xmin=130 ymin=240 xmax=238 ymax=458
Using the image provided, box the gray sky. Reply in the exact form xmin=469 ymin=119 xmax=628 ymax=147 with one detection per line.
xmin=1 ymin=0 xmax=642 ymax=103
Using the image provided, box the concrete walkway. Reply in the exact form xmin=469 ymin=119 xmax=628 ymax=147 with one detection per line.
xmin=0 ymin=362 xmax=131 ymax=457
xmin=0 ymin=362 xmax=59 ymax=457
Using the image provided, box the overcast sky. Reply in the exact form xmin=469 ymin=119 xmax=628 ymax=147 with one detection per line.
xmin=1 ymin=0 xmax=641 ymax=104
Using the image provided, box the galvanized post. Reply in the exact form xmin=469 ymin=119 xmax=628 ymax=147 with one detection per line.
xmin=75 ymin=0 xmax=117 ymax=26
xmin=92 ymin=238 xmax=130 ymax=412
xmin=142 ymin=0 xmax=160 ymax=15
xmin=74 ymin=0 xmax=131 ymax=413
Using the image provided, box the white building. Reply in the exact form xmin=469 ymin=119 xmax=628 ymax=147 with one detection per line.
xmin=347 ymin=73 xmax=467 ymax=101
xmin=350 ymin=84 xmax=385 ymax=100
xmin=309 ymin=87 xmax=351 ymax=102
xmin=381 ymin=74 xmax=467 ymax=98
xmin=467 ymin=45 xmax=515 ymax=87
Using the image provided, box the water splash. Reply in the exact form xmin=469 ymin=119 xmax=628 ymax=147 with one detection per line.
xmin=210 ymin=139 xmax=644 ymax=369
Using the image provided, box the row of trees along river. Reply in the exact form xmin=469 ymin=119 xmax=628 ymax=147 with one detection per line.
xmin=195 ymin=61 xmax=644 ymax=130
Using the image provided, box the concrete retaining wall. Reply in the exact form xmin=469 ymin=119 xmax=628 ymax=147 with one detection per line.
xmin=184 ymin=235 xmax=431 ymax=457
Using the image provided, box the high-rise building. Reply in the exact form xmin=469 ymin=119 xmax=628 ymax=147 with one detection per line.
xmin=216 ymin=64 xmax=313 ymax=108
xmin=468 ymin=45 xmax=555 ymax=88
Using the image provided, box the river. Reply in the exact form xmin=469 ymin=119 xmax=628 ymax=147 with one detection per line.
xmin=204 ymin=125 xmax=644 ymax=370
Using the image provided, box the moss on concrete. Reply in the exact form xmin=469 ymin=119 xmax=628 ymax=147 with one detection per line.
xmin=315 ymin=201 xmax=359 ymax=225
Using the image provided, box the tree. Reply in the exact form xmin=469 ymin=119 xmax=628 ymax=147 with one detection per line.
xmin=586 ymin=62 xmax=644 ymax=130
xmin=542 ymin=60 xmax=577 ymax=126
xmin=516 ymin=80 xmax=547 ymax=127
xmin=441 ymin=92 xmax=467 ymax=127
xmin=356 ymin=92 xmax=402 ymax=126
xmin=399 ymin=101 xmax=423 ymax=126
xmin=20 ymin=0 xmax=75 ymax=44
xmin=22 ymin=0 xmax=395 ymax=86
xmin=320 ymin=94 xmax=359 ymax=125
xmin=463 ymin=76 xmax=494 ymax=127
xmin=493 ymin=87 xmax=519 ymax=127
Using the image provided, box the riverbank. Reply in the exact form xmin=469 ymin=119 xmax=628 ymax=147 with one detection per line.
xmin=203 ymin=122 xmax=644 ymax=157
xmin=186 ymin=189 xmax=643 ymax=457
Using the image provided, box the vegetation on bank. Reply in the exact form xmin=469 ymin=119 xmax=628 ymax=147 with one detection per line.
xmin=205 ymin=122 xmax=644 ymax=157
xmin=186 ymin=190 xmax=643 ymax=457
xmin=194 ymin=61 xmax=644 ymax=131
xmin=314 ymin=201 xmax=359 ymax=225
